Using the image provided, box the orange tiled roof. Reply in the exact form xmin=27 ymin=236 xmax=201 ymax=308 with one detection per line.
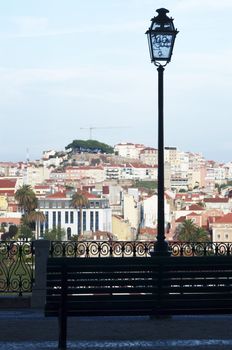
xmin=0 ymin=217 xmax=21 ymax=225
xmin=0 ymin=179 xmax=17 ymax=188
xmin=81 ymin=191 xmax=98 ymax=199
xmin=47 ymin=191 xmax=67 ymax=199
xmin=175 ymin=216 xmax=186 ymax=223
xmin=187 ymin=211 xmax=201 ymax=216
xmin=214 ymin=213 xmax=232 ymax=224
xmin=204 ymin=198 xmax=228 ymax=203
xmin=208 ymin=216 xmax=223 ymax=223
xmin=34 ymin=185 xmax=50 ymax=189
xmin=182 ymin=204 xmax=204 ymax=211
xmin=139 ymin=227 xmax=157 ymax=235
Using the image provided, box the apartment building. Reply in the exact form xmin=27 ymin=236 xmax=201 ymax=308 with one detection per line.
xmin=139 ymin=147 xmax=158 ymax=166
xmin=37 ymin=191 xmax=112 ymax=238
xmin=211 ymin=213 xmax=232 ymax=242
xmin=65 ymin=166 xmax=105 ymax=183
xmin=204 ymin=197 xmax=232 ymax=213
xmin=104 ymin=165 xmax=122 ymax=180
xmin=164 ymin=147 xmax=178 ymax=164
xmin=23 ymin=163 xmax=51 ymax=187
xmin=121 ymin=164 xmax=157 ymax=181
xmin=114 ymin=143 xmax=145 ymax=159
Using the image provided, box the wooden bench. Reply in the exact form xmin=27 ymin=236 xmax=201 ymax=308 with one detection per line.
xmin=45 ymin=256 xmax=232 ymax=349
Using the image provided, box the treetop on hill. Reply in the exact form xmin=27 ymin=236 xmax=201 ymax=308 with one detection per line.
xmin=65 ymin=140 xmax=114 ymax=154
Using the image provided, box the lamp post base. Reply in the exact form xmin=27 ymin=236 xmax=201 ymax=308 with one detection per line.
xmin=150 ymin=240 xmax=171 ymax=256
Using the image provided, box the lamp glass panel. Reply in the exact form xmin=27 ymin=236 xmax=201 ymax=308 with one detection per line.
xmin=151 ymin=21 xmax=174 ymax=31
xmin=151 ymin=33 xmax=173 ymax=60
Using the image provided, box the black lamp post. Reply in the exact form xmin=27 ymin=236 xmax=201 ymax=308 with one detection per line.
xmin=146 ymin=8 xmax=178 ymax=255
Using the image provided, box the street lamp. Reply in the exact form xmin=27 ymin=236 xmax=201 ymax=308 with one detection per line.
xmin=146 ymin=8 xmax=178 ymax=255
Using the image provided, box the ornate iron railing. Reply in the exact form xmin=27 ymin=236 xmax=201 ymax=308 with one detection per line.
xmin=50 ymin=241 xmax=232 ymax=258
xmin=0 ymin=241 xmax=34 ymax=296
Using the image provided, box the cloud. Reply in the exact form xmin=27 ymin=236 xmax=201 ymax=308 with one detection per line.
xmin=0 ymin=67 xmax=94 ymax=84
xmin=175 ymin=0 xmax=232 ymax=11
xmin=11 ymin=16 xmax=49 ymax=33
xmin=0 ymin=15 xmax=145 ymax=39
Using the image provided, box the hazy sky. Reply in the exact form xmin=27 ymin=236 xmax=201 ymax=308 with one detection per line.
xmin=0 ymin=0 xmax=231 ymax=162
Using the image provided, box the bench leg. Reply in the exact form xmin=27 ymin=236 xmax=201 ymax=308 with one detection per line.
xmin=58 ymin=308 xmax=67 ymax=350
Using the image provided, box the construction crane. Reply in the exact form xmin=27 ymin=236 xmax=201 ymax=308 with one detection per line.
xmin=80 ymin=126 xmax=129 ymax=140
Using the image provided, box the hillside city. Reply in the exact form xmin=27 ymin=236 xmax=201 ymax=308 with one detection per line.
xmin=1 ymin=140 xmax=232 ymax=243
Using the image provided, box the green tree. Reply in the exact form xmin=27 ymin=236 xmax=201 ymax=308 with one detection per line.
xmin=133 ymin=180 xmax=157 ymax=190
xmin=43 ymin=227 xmax=65 ymax=241
xmin=176 ymin=219 xmax=209 ymax=242
xmin=194 ymin=227 xmax=210 ymax=242
xmin=27 ymin=211 xmax=46 ymax=239
xmin=65 ymin=139 xmax=113 ymax=154
xmin=18 ymin=225 xmax=34 ymax=240
xmin=9 ymin=225 xmax=18 ymax=237
xmin=15 ymin=185 xmax=37 ymax=215
xmin=179 ymin=188 xmax=187 ymax=193
xmin=196 ymin=201 xmax=205 ymax=208
xmin=71 ymin=191 xmax=88 ymax=235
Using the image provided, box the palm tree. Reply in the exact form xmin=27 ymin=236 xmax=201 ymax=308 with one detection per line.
xmin=27 ymin=210 xmax=46 ymax=239
xmin=15 ymin=184 xmax=37 ymax=215
xmin=71 ymin=191 xmax=88 ymax=235
xmin=177 ymin=219 xmax=209 ymax=242
xmin=194 ymin=227 xmax=210 ymax=242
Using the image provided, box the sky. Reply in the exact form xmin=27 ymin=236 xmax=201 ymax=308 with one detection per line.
xmin=0 ymin=0 xmax=231 ymax=163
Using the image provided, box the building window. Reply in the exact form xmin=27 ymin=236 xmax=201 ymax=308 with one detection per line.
xmin=52 ymin=212 xmax=56 ymax=228
xmin=45 ymin=211 xmax=49 ymax=230
xmin=58 ymin=211 xmax=61 ymax=227
xmin=83 ymin=211 xmax=86 ymax=232
xmin=225 ymin=234 xmax=229 ymax=240
xmin=70 ymin=211 xmax=74 ymax=224
xmin=90 ymin=211 xmax=94 ymax=231
xmin=65 ymin=211 xmax=69 ymax=224
xmin=40 ymin=222 xmax=44 ymax=236
xmin=67 ymin=227 xmax=71 ymax=240
xmin=217 ymin=234 xmax=221 ymax=239
xmin=95 ymin=211 xmax=99 ymax=231
xmin=78 ymin=211 xmax=81 ymax=235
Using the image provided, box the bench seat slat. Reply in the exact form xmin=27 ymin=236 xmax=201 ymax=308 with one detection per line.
xmin=46 ymin=287 xmax=158 ymax=295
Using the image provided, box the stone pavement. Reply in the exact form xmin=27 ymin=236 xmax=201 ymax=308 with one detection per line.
xmin=1 ymin=310 xmax=232 ymax=349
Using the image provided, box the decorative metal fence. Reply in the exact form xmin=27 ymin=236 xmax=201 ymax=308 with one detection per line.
xmin=50 ymin=240 xmax=232 ymax=258
xmin=1 ymin=240 xmax=232 ymax=296
xmin=0 ymin=241 xmax=34 ymax=296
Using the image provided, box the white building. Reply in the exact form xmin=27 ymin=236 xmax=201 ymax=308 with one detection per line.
xmin=123 ymin=192 xmax=141 ymax=234
xmin=139 ymin=147 xmax=158 ymax=166
xmin=65 ymin=166 xmax=105 ymax=183
xmin=23 ymin=163 xmax=51 ymax=186
xmin=38 ymin=191 xmax=112 ymax=239
xmin=114 ymin=143 xmax=145 ymax=159
xmin=104 ymin=165 xmax=122 ymax=180
xmin=142 ymin=194 xmax=171 ymax=230
xmin=104 ymin=163 xmax=157 ymax=181
xmin=121 ymin=164 xmax=157 ymax=181
xmin=211 ymin=213 xmax=232 ymax=242
xmin=164 ymin=147 xmax=178 ymax=164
